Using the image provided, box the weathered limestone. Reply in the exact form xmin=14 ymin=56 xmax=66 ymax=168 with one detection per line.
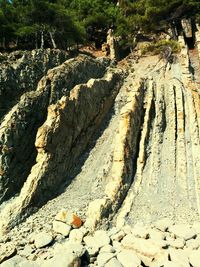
xmin=85 ymin=80 xmax=144 ymax=229
xmin=178 ymin=36 xmax=192 ymax=84
xmin=0 ymin=54 xmax=106 ymax=203
xmin=0 ymin=69 xmax=122 ymax=234
xmin=105 ymin=80 xmax=144 ymax=201
xmin=0 ymin=90 xmax=49 ymax=203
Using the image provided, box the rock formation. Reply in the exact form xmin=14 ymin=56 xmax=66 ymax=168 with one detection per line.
xmin=0 ymin=49 xmax=69 ymax=121
xmin=1 ymin=29 xmax=200 ymax=266
xmin=0 ymin=54 xmax=107 ymax=204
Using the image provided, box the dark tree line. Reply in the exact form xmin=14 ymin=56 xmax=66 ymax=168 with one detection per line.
xmin=0 ymin=0 xmax=199 ymax=51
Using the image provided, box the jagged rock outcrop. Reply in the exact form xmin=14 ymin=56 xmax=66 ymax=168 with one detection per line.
xmin=0 ymin=68 xmax=123 ymax=233
xmin=0 ymin=49 xmax=69 ymax=120
xmin=107 ymin=29 xmax=119 ymax=61
xmin=0 ymin=90 xmax=50 ymax=203
xmin=0 ymin=54 xmax=107 ymax=204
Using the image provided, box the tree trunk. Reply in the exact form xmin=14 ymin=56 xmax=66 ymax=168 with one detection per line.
xmin=35 ymin=32 xmax=38 ymax=49
xmin=15 ymin=37 xmax=18 ymax=48
xmin=49 ymin=31 xmax=57 ymax=49
xmin=2 ymin=37 xmax=6 ymax=49
xmin=41 ymin=30 xmax=44 ymax=49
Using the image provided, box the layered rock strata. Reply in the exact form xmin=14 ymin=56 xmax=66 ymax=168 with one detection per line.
xmin=0 ymin=68 xmax=123 ymax=234
xmin=86 ymin=79 xmax=145 ymax=229
xmin=115 ymin=51 xmax=200 ymax=226
xmin=0 ymin=54 xmax=106 ymax=204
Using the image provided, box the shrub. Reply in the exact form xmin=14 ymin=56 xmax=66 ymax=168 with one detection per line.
xmin=141 ymin=40 xmax=181 ymax=55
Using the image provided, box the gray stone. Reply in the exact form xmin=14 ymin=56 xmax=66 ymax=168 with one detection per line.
xmin=69 ymin=229 xmax=84 ymax=243
xmin=53 ymin=241 xmax=85 ymax=261
xmin=150 ymin=238 xmax=168 ymax=249
xmin=18 ymin=245 xmax=35 ymax=257
xmin=154 ymin=218 xmax=173 ymax=232
xmin=99 ymin=245 xmax=115 ymax=254
xmin=112 ymin=241 xmax=122 ymax=250
xmin=131 ymin=224 xmax=149 ymax=239
xmin=34 ymin=232 xmax=53 ymax=248
xmin=0 ymin=243 xmax=17 ymax=264
xmin=0 ymin=54 xmax=109 ymax=232
xmin=42 ymin=254 xmax=81 ymax=267
xmin=168 ymin=225 xmax=196 ymax=241
xmin=186 ymin=238 xmax=200 ymax=249
xmin=169 ymin=248 xmax=190 ymax=267
xmin=193 ymin=222 xmax=200 ymax=234
xmin=168 ymin=238 xmax=185 ymax=249
xmin=1 ymin=256 xmax=23 ymax=267
xmin=86 ymin=246 xmax=99 ymax=257
xmin=121 ymin=225 xmax=132 ymax=235
xmin=105 ymin=257 xmax=122 ymax=267
xmin=18 ymin=260 xmax=40 ymax=267
xmin=93 ymin=230 xmax=110 ymax=248
xmin=148 ymin=229 xmax=165 ymax=240
xmin=61 ymin=242 xmax=85 ymax=258
xmin=121 ymin=235 xmax=162 ymax=258
xmin=84 ymin=230 xmax=110 ymax=251
xmin=84 ymin=235 xmax=95 ymax=247
xmin=110 ymin=230 xmax=125 ymax=242
xmin=97 ymin=253 xmax=114 ymax=267
xmin=189 ymin=249 xmax=200 ymax=267
xmin=107 ymin=227 xmax=119 ymax=237
xmin=53 ymin=220 xmax=71 ymax=237
xmin=162 ymin=261 xmax=185 ymax=267
xmin=117 ymin=250 xmax=141 ymax=267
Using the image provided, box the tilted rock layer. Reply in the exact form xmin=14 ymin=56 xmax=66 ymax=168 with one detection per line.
xmin=0 ymin=54 xmax=106 ymax=204
xmin=1 ymin=33 xmax=200 ymax=265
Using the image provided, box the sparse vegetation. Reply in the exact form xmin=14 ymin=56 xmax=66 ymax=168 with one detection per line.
xmin=140 ymin=40 xmax=181 ymax=55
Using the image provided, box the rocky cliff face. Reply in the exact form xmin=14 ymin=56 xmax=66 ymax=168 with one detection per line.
xmin=1 ymin=28 xmax=200 ymax=266
xmin=0 ymin=49 xmax=70 ymax=121
xmin=0 ymin=54 xmax=107 ymax=204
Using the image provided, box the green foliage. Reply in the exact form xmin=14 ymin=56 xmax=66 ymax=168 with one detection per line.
xmin=140 ymin=40 xmax=181 ymax=55
xmin=0 ymin=0 xmax=200 ymax=51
